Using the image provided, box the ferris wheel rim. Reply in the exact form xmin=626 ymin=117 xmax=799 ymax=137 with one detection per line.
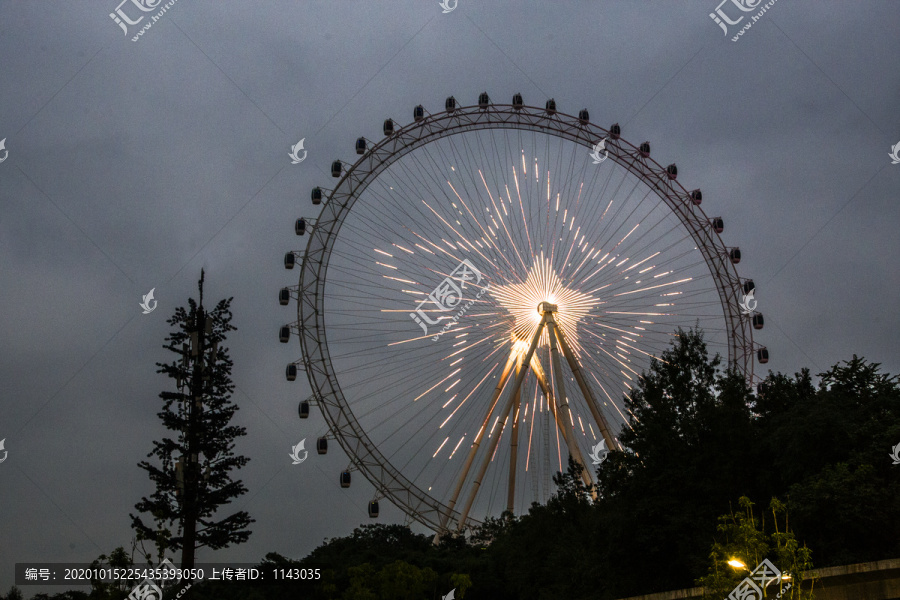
xmin=295 ymin=99 xmax=756 ymax=534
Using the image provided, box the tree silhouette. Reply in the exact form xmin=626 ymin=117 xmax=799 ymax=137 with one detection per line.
xmin=130 ymin=270 xmax=253 ymax=570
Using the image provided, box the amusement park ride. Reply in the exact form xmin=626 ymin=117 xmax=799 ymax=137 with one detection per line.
xmin=279 ymin=92 xmax=766 ymax=536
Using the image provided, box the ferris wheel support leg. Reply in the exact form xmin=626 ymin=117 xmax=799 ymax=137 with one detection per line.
xmin=545 ymin=315 xmax=591 ymax=488
xmin=506 ymin=362 xmax=523 ymax=514
xmin=554 ymin=326 xmax=619 ymax=452
xmin=530 ymin=356 xmax=592 ymax=492
xmin=455 ymin=361 xmax=522 ymax=531
xmin=452 ymin=320 xmax=548 ymax=533
xmin=440 ymin=348 xmax=521 ymax=535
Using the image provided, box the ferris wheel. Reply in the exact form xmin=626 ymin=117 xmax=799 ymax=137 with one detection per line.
xmin=279 ymin=92 xmax=766 ymax=535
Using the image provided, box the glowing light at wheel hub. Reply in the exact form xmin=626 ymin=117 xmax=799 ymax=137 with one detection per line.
xmin=490 ymin=254 xmax=600 ymax=350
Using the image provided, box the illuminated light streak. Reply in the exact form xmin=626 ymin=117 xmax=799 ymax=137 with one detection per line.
xmin=618 ymin=339 xmax=669 ymax=363
xmin=525 ymin=396 xmax=537 ymax=471
xmin=433 ymin=436 xmax=450 ymax=458
xmin=624 ymin=252 xmax=659 ymax=272
xmin=376 ymin=262 xmax=398 ymax=270
xmin=613 ymin=278 xmax=692 ymax=296
xmin=483 ymin=174 xmax=529 ymax=272
xmin=414 ymin=368 xmax=462 ymax=401
xmin=600 ymin=199 xmax=614 ymax=222
xmin=442 ymin=394 xmax=458 ymax=408
xmin=446 ymin=333 xmax=494 ymax=359
xmin=571 ymin=245 xmax=597 ymax=276
xmin=439 ymin=363 xmax=498 ymax=430
xmin=490 ymin=416 xmax=509 ymax=461
xmin=384 ymin=276 xmax=418 ymax=285
xmin=448 ymin=436 xmax=465 ymax=460
xmin=511 ymin=167 xmax=535 ymax=258
xmin=420 ymin=200 xmax=507 ymax=276
xmin=614 ymin=224 xmax=640 ymax=249
xmin=374 ymin=248 xmax=393 ymax=257
xmin=393 ymin=243 xmax=414 ymax=254
xmin=387 ymin=331 xmax=440 ymax=345
xmin=593 ymin=344 xmax=640 ymax=376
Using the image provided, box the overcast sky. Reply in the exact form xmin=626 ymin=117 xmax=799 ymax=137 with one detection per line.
xmin=1 ymin=0 xmax=899 ymax=594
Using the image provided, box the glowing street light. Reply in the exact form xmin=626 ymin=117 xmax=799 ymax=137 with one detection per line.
xmin=727 ymin=559 xmax=747 ymax=569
